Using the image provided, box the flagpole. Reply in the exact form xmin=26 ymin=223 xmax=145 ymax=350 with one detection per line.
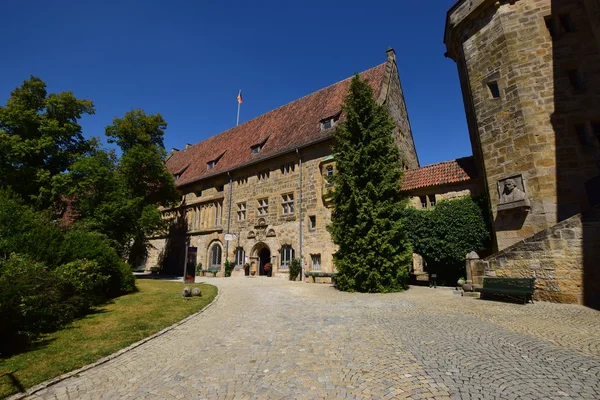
xmin=236 ymin=100 xmax=240 ymax=126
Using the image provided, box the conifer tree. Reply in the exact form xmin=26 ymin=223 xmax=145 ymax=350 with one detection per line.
xmin=328 ymin=74 xmax=412 ymax=292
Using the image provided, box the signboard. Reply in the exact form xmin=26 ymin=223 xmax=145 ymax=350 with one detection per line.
xmin=185 ymin=246 xmax=197 ymax=283
xmin=224 ymin=233 xmax=236 ymax=241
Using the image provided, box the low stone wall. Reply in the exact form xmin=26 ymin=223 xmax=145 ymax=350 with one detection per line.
xmin=468 ymin=206 xmax=600 ymax=305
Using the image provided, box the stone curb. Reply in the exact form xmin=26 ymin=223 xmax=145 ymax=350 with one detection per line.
xmin=7 ymin=286 xmax=221 ymax=400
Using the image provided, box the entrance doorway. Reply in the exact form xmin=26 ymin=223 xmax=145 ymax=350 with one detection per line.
xmin=259 ymin=247 xmax=271 ymax=276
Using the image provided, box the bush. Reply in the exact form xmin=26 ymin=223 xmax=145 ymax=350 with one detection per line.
xmin=224 ymin=260 xmax=234 ymax=277
xmin=55 ymin=260 xmax=110 ymax=308
xmin=57 ymin=230 xmax=136 ymax=296
xmin=289 ymin=258 xmax=301 ymax=281
xmin=404 ymin=196 xmax=491 ymax=285
xmin=0 ymin=254 xmax=73 ymax=354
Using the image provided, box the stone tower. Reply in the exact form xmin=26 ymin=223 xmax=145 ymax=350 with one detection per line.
xmin=445 ymin=0 xmax=600 ymax=251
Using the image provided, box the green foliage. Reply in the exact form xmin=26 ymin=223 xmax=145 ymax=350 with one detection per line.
xmin=58 ymin=230 xmax=136 ymax=296
xmin=0 ymin=77 xmax=95 ymax=208
xmin=404 ymin=196 xmax=491 ymax=284
xmin=55 ymin=260 xmax=110 ymax=307
xmin=52 ymin=110 xmax=179 ymax=265
xmin=328 ymin=75 xmax=412 ymax=293
xmin=224 ymin=260 xmax=234 ymax=277
xmin=0 ymin=254 xmax=72 ymax=353
xmin=289 ymin=258 xmax=301 ymax=281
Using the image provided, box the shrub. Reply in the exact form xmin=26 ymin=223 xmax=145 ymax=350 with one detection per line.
xmin=289 ymin=258 xmax=301 ymax=281
xmin=224 ymin=260 xmax=234 ymax=277
xmin=0 ymin=254 xmax=73 ymax=354
xmin=57 ymin=230 xmax=136 ymax=296
xmin=404 ymin=196 xmax=491 ymax=285
xmin=55 ymin=260 xmax=110 ymax=308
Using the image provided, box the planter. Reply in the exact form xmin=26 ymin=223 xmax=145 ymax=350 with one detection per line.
xmin=250 ymin=271 xmax=256 ymax=276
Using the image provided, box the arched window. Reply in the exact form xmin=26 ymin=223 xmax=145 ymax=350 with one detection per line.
xmin=279 ymin=245 xmax=295 ymax=269
xmin=235 ymin=247 xmax=245 ymax=267
xmin=209 ymin=243 xmax=222 ymax=269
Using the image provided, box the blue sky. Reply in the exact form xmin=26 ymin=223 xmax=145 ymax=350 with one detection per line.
xmin=1 ymin=0 xmax=469 ymax=167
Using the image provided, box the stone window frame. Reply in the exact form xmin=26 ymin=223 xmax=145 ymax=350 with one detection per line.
xmin=311 ymin=254 xmax=321 ymax=272
xmin=419 ymin=195 xmax=427 ymax=209
xmin=208 ymin=242 xmax=223 ymax=269
xmin=257 ymin=198 xmax=269 ymax=216
xmin=234 ymin=246 xmax=245 ymax=267
xmin=281 ymin=192 xmax=295 ymax=216
xmin=544 ymin=11 xmax=577 ymax=38
xmin=237 ymin=202 xmax=247 ymax=221
xmin=482 ymin=71 xmax=502 ymax=101
xmin=308 ymin=215 xmax=316 ymax=231
xmin=428 ymin=194 xmax=437 ymax=207
xmin=279 ymin=244 xmax=295 ymax=269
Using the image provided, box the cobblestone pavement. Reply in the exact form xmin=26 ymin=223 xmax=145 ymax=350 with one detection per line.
xmin=28 ymin=278 xmax=600 ymax=400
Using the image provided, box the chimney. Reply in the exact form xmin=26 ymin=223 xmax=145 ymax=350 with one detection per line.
xmin=386 ymin=47 xmax=396 ymax=63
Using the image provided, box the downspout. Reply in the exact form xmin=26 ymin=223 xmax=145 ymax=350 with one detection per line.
xmin=296 ymin=149 xmax=303 ymax=281
xmin=225 ymin=172 xmax=233 ymax=262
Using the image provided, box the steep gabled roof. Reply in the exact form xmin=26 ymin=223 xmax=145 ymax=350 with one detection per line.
xmin=400 ymin=156 xmax=477 ymax=191
xmin=166 ymin=62 xmax=388 ymax=187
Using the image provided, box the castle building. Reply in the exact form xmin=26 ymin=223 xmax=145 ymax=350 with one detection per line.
xmin=445 ymin=0 xmax=600 ymax=306
xmin=146 ymin=49 xmax=420 ymax=278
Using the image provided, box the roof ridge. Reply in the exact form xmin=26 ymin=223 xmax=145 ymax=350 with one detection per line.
xmin=181 ymin=62 xmax=388 ymax=152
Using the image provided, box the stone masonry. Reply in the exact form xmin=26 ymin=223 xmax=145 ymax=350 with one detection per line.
xmin=146 ymin=49 xmax=419 ymax=280
xmin=445 ymin=0 xmax=600 ymax=251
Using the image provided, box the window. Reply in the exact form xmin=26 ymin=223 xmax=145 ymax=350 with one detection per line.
xmin=309 ymin=215 xmax=316 ymax=231
xmin=559 ymin=14 xmax=575 ymax=33
xmin=320 ymin=115 xmax=339 ymax=131
xmin=237 ymin=202 xmax=246 ymax=221
xmin=487 ymin=81 xmax=501 ymax=99
xmin=567 ymin=69 xmax=584 ymax=91
xmin=428 ymin=194 xmax=436 ymax=207
xmin=280 ymin=162 xmax=295 ymax=175
xmin=251 ymin=144 xmax=262 ymax=155
xmin=209 ymin=243 xmax=222 ymax=269
xmin=311 ymin=254 xmax=321 ymax=272
xmin=281 ymin=193 xmax=294 ymax=215
xmin=207 ymin=160 xmax=216 ymax=170
xmin=324 ymin=165 xmax=335 ymax=186
xmin=174 ymin=174 xmax=181 ymax=181
xmin=544 ymin=15 xmax=556 ymax=37
xmin=419 ymin=196 xmax=427 ymax=209
xmin=235 ymin=247 xmax=245 ymax=267
xmin=257 ymin=198 xmax=269 ymax=216
xmin=280 ymin=245 xmax=295 ymax=269
xmin=257 ymin=169 xmax=270 ymax=181
xmin=214 ymin=201 xmax=223 ymax=227
xmin=575 ymin=123 xmax=591 ymax=146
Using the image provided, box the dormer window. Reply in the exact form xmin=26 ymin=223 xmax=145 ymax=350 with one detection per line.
xmin=207 ymin=160 xmax=216 ymax=170
xmin=321 ymin=118 xmax=335 ymax=131
xmin=251 ymin=144 xmax=261 ymax=155
xmin=174 ymin=174 xmax=181 ymax=181
xmin=320 ymin=113 xmax=340 ymax=132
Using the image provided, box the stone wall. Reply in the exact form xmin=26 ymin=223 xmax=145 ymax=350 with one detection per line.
xmin=407 ymin=182 xmax=480 ymax=209
xmin=469 ymin=206 xmax=600 ymax=305
xmin=445 ymin=0 xmax=600 ymax=251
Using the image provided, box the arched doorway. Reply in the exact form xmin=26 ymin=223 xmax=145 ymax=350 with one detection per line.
xmin=259 ymin=247 xmax=271 ymax=276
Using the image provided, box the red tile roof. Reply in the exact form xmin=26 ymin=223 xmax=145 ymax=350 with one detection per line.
xmin=167 ymin=62 xmax=388 ymax=186
xmin=400 ymin=156 xmax=477 ymax=191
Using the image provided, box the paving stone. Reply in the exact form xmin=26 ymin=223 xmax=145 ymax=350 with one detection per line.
xmin=25 ymin=278 xmax=600 ymax=399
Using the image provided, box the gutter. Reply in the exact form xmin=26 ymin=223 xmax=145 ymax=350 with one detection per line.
xmin=296 ymin=148 xmax=303 ymax=281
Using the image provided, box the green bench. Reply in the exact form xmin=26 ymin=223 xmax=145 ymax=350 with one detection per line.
xmin=200 ymin=268 xmax=219 ymax=277
xmin=475 ymin=277 xmax=535 ymax=304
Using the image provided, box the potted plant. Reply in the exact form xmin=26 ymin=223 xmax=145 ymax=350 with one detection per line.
xmin=263 ymin=262 xmax=272 ymax=277
xmin=224 ymin=260 xmax=234 ymax=277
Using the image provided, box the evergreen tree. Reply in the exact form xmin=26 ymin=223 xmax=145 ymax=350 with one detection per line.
xmin=328 ymin=74 xmax=412 ymax=292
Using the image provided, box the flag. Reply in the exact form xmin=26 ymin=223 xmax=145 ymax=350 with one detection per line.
xmin=237 ymin=90 xmax=243 ymax=104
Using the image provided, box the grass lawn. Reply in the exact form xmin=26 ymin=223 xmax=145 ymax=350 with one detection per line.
xmin=0 ymin=279 xmax=217 ymax=399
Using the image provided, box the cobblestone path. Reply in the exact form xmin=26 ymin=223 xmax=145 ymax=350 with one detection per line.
xmin=28 ymin=278 xmax=600 ymax=399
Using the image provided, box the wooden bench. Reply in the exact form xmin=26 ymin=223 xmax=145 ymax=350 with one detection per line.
xmin=200 ymin=268 xmax=219 ymax=277
xmin=475 ymin=277 xmax=535 ymax=304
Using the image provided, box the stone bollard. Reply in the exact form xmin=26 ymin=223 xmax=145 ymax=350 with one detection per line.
xmin=182 ymin=286 xmax=192 ymax=297
xmin=192 ymin=287 xmax=202 ymax=297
